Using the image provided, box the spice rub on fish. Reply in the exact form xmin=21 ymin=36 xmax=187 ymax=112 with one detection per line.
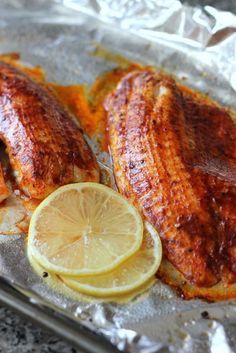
xmin=0 ymin=61 xmax=99 ymax=200
xmin=106 ymin=70 xmax=236 ymax=295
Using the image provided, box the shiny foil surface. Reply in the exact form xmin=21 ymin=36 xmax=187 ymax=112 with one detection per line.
xmin=0 ymin=1 xmax=236 ymax=352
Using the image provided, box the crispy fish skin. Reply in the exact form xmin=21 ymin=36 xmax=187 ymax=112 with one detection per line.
xmin=106 ymin=70 xmax=236 ymax=288
xmin=0 ymin=61 xmax=99 ymax=199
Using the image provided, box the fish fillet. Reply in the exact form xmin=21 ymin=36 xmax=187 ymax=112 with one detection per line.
xmin=0 ymin=61 xmax=99 ymax=200
xmin=106 ymin=70 xmax=236 ymax=293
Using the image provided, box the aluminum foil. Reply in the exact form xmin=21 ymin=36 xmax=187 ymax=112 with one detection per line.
xmin=0 ymin=1 xmax=236 ymax=352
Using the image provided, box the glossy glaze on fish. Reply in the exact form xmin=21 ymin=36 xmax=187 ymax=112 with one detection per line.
xmin=0 ymin=61 xmax=99 ymax=200
xmin=106 ymin=70 xmax=236 ymax=289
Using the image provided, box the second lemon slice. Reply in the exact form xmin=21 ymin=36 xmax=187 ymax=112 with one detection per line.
xmin=28 ymin=183 xmax=143 ymax=276
xmin=61 ymin=222 xmax=162 ymax=297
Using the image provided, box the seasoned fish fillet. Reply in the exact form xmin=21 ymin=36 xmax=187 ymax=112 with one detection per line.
xmin=0 ymin=61 xmax=99 ymax=200
xmin=106 ymin=70 xmax=236 ymax=292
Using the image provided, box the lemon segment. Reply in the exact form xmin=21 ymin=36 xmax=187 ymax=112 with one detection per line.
xmin=61 ymin=222 xmax=162 ymax=297
xmin=28 ymin=183 xmax=143 ymax=276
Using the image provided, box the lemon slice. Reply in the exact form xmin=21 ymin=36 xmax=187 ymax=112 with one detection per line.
xmin=61 ymin=222 xmax=162 ymax=297
xmin=28 ymin=246 xmax=156 ymax=303
xmin=28 ymin=183 xmax=143 ymax=276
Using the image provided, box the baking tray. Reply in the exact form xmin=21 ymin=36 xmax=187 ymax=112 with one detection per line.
xmin=0 ymin=1 xmax=236 ymax=353
xmin=0 ymin=277 xmax=119 ymax=353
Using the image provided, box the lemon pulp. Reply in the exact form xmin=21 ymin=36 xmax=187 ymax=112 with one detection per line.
xmin=28 ymin=183 xmax=143 ymax=276
xmin=61 ymin=222 xmax=162 ymax=297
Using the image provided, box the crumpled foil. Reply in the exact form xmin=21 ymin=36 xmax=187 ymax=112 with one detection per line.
xmin=0 ymin=1 xmax=236 ymax=352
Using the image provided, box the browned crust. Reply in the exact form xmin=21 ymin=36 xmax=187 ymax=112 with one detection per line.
xmin=0 ymin=61 xmax=99 ymax=199
xmin=106 ymin=69 xmax=236 ymax=298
